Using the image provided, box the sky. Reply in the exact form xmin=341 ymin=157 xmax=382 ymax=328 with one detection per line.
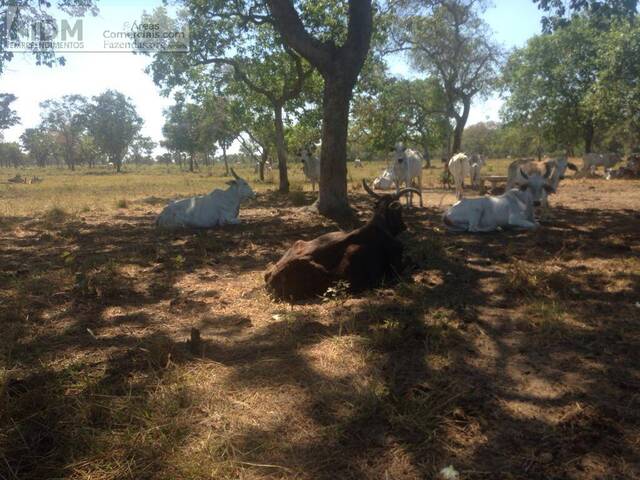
xmin=0 ymin=0 xmax=544 ymax=152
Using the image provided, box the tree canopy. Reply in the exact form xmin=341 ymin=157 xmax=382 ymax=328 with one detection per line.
xmin=86 ymin=90 xmax=143 ymax=172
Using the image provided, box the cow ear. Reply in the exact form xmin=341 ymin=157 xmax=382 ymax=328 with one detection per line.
xmin=567 ymin=162 xmax=578 ymax=171
xmin=226 ymin=180 xmax=237 ymax=186
xmin=519 ymin=184 xmax=528 ymax=191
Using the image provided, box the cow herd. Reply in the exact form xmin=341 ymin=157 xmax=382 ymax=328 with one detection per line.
xmin=154 ymin=145 xmax=635 ymax=299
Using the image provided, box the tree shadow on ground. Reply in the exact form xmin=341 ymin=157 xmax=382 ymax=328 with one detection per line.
xmin=1 ymin=198 xmax=639 ymax=478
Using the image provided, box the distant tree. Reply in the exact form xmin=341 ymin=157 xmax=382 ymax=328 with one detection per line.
xmin=351 ymin=76 xmax=449 ymax=164
xmin=77 ymin=134 xmax=106 ymax=168
xmin=394 ymin=0 xmax=503 ymax=154
xmin=21 ymin=127 xmax=59 ymax=167
xmin=0 ymin=142 xmax=24 ymax=168
xmin=86 ymin=90 xmax=143 ymax=172
xmin=0 ymin=94 xmax=20 ymax=138
xmin=40 ymin=95 xmax=88 ymax=171
xmin=462 ymin=121 xmax=500 ymax=156
xmin=127 ymin=135 xmax=157 ymax=165
xmin=0 ymin=1 xmax=98 ymax=74
xmin=162 ymin=96 xmax=203 ymax=173
xmin=156 ymin=152 xmax=173 ymax=165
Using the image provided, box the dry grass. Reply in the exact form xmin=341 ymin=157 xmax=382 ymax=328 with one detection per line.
xmin=0 ymin=158 xmax=515 ymax=218
xmin=1 ymin=164 xmax=639 ymax=479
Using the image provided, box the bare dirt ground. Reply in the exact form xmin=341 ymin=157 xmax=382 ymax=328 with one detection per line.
xmin=1 ymin=177 xmax=639 ymax=479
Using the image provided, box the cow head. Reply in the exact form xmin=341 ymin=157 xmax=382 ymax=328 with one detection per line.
xmin=363 ymin=179 xmax=418 ymax=236
xmin=391 ymin=142 xmax=408 ymax=164
xmin=552 ymin=157 xmax=578 ymax=179
xmin=518 ymin=168 xmax=553 ymax=206
xmin=297 ymin=144 xmax=317 ymax=165
xmin=228 ymin=168 xmax=256 ymax=199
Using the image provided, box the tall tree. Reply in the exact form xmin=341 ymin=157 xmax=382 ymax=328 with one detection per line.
xmin=40 ymin=95 xmax=87 ymax=171
xmin=144 ymin=5 xmax=315 ymax=193
xmin=145 ymin=1 xmax=374 ymax=216
xmin=86 ymin=90 xmax=142 ymax=172
xmin=394 ymin=0 xmax=502 ymax=154
xmin=501 ymin=17 xmax=602 ymax=153
xmin=266 ymin=0 xmax=374 ymax=215
xmin=589 ymin=19 xmax=640 ymax=151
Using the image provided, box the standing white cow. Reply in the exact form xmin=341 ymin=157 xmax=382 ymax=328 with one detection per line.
xmin=582 ymin=153 xmax=622 ymax=175
xmin=469 ymin=154 xmax=486 ymax=190
xmin=443 ymin=170 xmax=543 ymax=232
xmin=391 ymin=142 xmax=423 ymax=207
xmin=448 ymin=153 xmax=471 ymax=200
xmin=353 ymin=159 xmax=363 ymax=168
xmin=298 ymin=143 xmax=321 ymax=191
xmin=373 ymin=166 xmax=395 ymax=190
xmin=156 ymin=168 xmax=255 ymax=229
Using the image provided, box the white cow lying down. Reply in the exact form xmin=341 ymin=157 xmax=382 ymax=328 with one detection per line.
xmin=443 ymin=187 xmax=538 ymax=233
xmin=373 ymin=166 xmax=395 ymax=190
xmin=156 ymin=168 xmax=255 ymax=229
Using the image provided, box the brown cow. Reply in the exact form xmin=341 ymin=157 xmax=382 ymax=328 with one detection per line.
xmin=264 ymin=181 xmax=419 ymax=300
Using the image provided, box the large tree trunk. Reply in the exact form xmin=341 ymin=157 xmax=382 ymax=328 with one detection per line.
xmin=189 ymin=152 xmax=195 ymax=172
xmin=273 ymin=104 xmax=289 ymax=193
xmin=265 ymin=0 xmax=373 ymax=217
xmin=452 ymin=97 xmax=471 ymax=154
xmin=317 ymin=76 xmax=352 ymax=216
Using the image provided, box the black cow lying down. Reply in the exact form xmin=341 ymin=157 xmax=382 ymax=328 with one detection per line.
xmin=264 ymin=181 xmax=419 ymax=300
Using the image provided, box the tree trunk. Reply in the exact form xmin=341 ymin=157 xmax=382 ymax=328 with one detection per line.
xmin=259 ymin=148 xmax=268 ymax=182
xmin=584 ymin=120 xmax=594 ymax=154
xmin=273 ymin=104 xmax=289 ymax=193
xmin=317 ymin=76 xmax=352 ymax=216
xmin=189 ymin=152 xmax=195 ymax=172
xmin=422 ymin=145 xmax=431 ymax=168
xmin=452 ymin=97 xmax=471 ymax=154
xmin=222 ymin=144 xmax=229 ymax=176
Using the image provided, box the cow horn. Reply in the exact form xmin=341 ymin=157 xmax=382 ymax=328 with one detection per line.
xmin=519 ymin=168 xmax=529 ymax=180
xmin=395 ymin=188 xmax=421 ymax=200
xmin=362 ymin=179 xmax=381 ymax=199
xmin=230 ymin=168 xmax=239 ymax=179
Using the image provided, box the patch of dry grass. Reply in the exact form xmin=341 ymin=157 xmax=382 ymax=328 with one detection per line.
xmin=1 ymin=167 xmax=638 ymax=479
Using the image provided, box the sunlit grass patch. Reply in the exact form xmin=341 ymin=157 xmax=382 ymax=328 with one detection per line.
xmin=520 ymin=299 xmax=568 ymax=337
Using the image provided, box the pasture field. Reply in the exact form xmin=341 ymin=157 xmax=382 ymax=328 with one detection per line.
xmin=1 ymin=161 xmax=639 ymax=479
